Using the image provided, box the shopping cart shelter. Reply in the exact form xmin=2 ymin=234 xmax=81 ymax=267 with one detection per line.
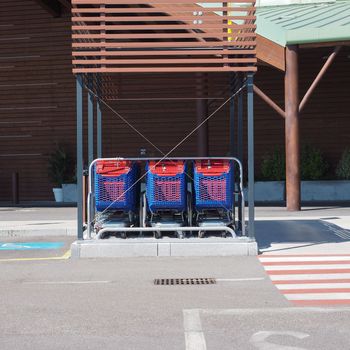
xmin=70 ymin=0 xmax=258 ymax=257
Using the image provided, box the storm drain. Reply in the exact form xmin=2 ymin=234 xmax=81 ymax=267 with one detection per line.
xmin=154 ymin=278 xmax=216 ymax=286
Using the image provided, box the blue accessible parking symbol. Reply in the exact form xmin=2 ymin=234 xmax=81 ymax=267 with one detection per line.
xmin=0 ymin=242 xmax=64 ymax=250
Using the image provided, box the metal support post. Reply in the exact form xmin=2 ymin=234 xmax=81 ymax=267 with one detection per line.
xmin=97 ymin=99 xmax=102 ymax=158
xmin=229 ymin=73 xmax=235 ymax=157
xmin=247 ymin=73 xmax=255 ymax=238
xmin=237 ymin=75 xmax=244 ymax=163
xmin=88 ymin=74 xmax=94 ymax=165
xmin=97 ymin=73 xmax=102 ymax=158
xmin=285 ymin=45 xmax=301 ymax=211
xmin=76 ymin=74 xmax=84 ymax=240
xmin=237 ymin=74 xmax=244 ymax=230
xmin=229 ymin=73 xmax=236 ymax=226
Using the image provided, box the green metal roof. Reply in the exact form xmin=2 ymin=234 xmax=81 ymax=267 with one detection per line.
xmin=256 ymin=1 xmax=350 ymax=46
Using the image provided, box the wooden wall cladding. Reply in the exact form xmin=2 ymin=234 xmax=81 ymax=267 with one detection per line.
xmin=0 ymin=1 xmax=349 ymax=201
xmin=71 ymin=0 xmax=257 ymax=73
xmin=0 ymin=0 xmax=76 ymax=201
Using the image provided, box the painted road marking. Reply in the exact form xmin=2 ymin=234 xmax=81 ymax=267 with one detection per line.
xmin=260 ymin=256 xmax=350 ymax=263
xmin=265 ymin=264 xmax=350 ymax=271
xmin=0 ymin=249 xmax=71 ymax=262
xmin=285 ymin=293 xmax=350 ymax=300
xmin=216 ymin=278 xmax=265 ymax=282
xmin=250 ymin=331 xmax=310 ymax=350
xmin=0 ymin=242 xmax=64 ymax=250
xmin=184 ymin=308 xmax=350 ymax=350
xmin=183 ymin=309 xmax=207 ymax=350
xmin=275 ymin=283 xmax=350 ymax=290
xmin=199 ymin=307 xmax=350 ymax=315
xmin=259 ymin=255 xmax=350 ymax=306
xmin=270 ymin=273 xmax=350 ymax=280
xmin=23 ymin=280 xmax=111 ymax=285
xmin=262 ymin=260 xmax=350 ymax=265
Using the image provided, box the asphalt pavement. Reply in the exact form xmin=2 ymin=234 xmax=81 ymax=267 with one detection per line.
xmin=0 ymin=256 xmax=349 ymax=349
xmin=0 ymin=205 xmax=350 ymax=349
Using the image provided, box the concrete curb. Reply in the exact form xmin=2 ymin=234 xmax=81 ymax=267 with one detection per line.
xmin=71 ymin=238 xmax=258 ymax=258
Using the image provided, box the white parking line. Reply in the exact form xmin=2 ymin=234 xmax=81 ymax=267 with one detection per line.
xmin=23 ymin=280 xmax=111 ymax=285
xmin=183 ymin=309 xmax=207 ymax=350
xmin=198 ymin=307 xmax=350 ymax=315
xmin=216 ymin=277 xmax=265 ymax=282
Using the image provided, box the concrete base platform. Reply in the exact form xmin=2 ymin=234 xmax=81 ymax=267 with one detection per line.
xmin=71 ymin=237 xmax=258 ymax=258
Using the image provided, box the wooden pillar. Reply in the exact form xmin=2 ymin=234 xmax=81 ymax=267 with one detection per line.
xmin=285 ymin=45 xmax=301 ymax=211
xmin=196 ymin=73 xmax=209 ymax=157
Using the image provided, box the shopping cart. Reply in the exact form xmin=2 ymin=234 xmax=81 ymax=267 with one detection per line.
xmin=94 ymin=160 xmax=139 ymax=238
xmin=141 ymin=160 xmax=190 ymax=238
xmin=193 ymin=159 xmax=234 ymax=237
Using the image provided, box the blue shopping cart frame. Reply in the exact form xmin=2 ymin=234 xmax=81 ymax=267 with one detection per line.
xmin=87 ymin=157 xmax=247 ymax=239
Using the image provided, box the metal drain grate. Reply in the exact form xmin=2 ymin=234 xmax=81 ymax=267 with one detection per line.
xmin=154 ymin=278 xmax=216 ymax=286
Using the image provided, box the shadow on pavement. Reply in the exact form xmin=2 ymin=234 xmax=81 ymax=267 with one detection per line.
xmin=255 ymin=220 xmax=350 ymax=251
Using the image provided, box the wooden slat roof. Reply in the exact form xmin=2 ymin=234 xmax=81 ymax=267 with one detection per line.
xmin=71 ymin=0 xmax=257 ymax=73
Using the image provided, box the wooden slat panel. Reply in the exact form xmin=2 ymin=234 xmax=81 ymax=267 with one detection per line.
xmin=73 ymin=67 xmax=257 ymax=73
xmin=1 ymin=0 xmax=349 ymax=203
xmin=72 ymin=33 xmax=256 ymax=39
xmin=0 ymin=0 xmax=77 ymax=201
xmin=71 ymin=0 xmax=256 ymax=73
xmin=71 ymin=15 xmax=256 ymax=22
xmin=72 ymin=41 xmax=257 ymax=48
xmin=72 ymin=24 xmax=256 ymax=30
xmin=72 ymin=58 xmax=257 ymax=64
xmin=72 ymin=7 xmax=255 ymax=13
xmin=2 ymin=1 xmax=348 ymax=203
xmin=72 ymin=49 xmax=257 ymax=56
xmin=72 ymin=0 xmax=254 ymax=4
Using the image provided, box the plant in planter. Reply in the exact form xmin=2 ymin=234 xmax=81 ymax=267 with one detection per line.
xmin=300 ymin=146 xmax=350 ymax=202
xmin=48 ymin=145 xmax=74 ymax=202
xmin=260 ymin=147 xmax=285 ymax=181
xmin=257 ymin=145 xmax=329 ymax=202
xmin=300 ymin=145 xmax=328 ymax=180
xmin=336 ymin=148 xmax=350 ymax=180
xmin=256 ymin=147 xmax=286 ymax=202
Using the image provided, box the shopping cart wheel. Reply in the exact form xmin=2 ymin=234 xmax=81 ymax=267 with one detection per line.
xmin=155 ymin=231 xmax=162 ymax=239
xmin=177 ymin=231 xmax=185 ymax=239
xmin=120 ymin=232 xmax=127 ymax=239
xmin=221 ymin=231 xmax=227 ymax=238
xmin=198 ymin=231 xmax=205 ymax=238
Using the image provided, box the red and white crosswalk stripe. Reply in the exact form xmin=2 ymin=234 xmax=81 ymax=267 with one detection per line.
xmin=259 ymin=255 xmax=350 ymax=306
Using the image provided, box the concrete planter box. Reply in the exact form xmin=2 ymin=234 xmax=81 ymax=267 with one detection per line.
xmin=240 ymin=181 xmax=285 ymax=203
xmin=253 ymin=181 xmax=285 ymax=202
xmin=301 ymin=180 xmax=350 ymax=202
xmin=242 ymin=180 xmax=350 ymax=203
xmin=61 ymin=181 xmax=350 ymax=205
xmin=62 ymin=183 xmax=77 ymax=203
